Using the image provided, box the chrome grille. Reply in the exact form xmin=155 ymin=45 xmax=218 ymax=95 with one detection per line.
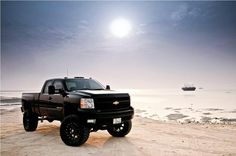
xmin=94 ymin=94 xmax=130 ymax=110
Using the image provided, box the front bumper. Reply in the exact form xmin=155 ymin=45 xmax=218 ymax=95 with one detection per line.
xmin=77 ymin=107 xmax=134 ymax=128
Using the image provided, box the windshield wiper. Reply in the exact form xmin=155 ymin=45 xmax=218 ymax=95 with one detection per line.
xmin=79 ymin=88 xmax=104 ymax=90
xmin=79 ymin=88 xmax=90 ymax=90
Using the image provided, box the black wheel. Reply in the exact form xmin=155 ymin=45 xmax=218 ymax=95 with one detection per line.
xmin=23 ymin=112 xmax=38 ymax=131
xmin=60 ymin=115 xmax=90 ymax=146
xmin=107 ymin=120 xmax=132 ymax=137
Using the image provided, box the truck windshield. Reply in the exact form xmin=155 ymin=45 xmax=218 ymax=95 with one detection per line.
xmin=65 ymin=79 xmax=105 ymax=91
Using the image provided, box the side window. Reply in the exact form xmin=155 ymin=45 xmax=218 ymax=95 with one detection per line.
xmin=53 ymin=80 xmax=64 ymax=94
xmin=43 ymin=80 xmax=53 ymax=94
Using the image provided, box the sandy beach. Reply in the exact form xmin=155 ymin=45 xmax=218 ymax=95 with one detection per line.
xmin=1 ymin=107 xmax=236 ymax=156
xmin=2 ymin=1 xmax=236 ymax=155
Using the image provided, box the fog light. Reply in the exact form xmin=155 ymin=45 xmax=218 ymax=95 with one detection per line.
xmin=87 ymin=119 xmax=96 ymax=124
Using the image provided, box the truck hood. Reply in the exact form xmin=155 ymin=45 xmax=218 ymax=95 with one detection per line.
xmin=72 ymin=90 xmax=129 ymax=97
xmin=71 ymin=90 xmax=131 ymax=110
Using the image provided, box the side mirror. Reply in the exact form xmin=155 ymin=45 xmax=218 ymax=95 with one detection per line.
xmin=59 ymin=89 xmax=67 ymax=96
xmin=48 ymin=85 xmax=55 ymax=95
xmin=106 ymin=85 xmax=110 ymax=90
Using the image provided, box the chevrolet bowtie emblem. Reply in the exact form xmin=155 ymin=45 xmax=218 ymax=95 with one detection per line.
xmin=113 ymin=101 xmax=119 ymax=105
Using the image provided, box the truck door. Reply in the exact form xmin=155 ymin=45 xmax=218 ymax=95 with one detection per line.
xmin=38 ymin=80 xmax=53 ymax=116
xmin=49 ymin=80 xmax=64 ymax=120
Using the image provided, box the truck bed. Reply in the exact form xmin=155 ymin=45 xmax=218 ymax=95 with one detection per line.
xmin=22 ymin=93 xmax=40 ymax=114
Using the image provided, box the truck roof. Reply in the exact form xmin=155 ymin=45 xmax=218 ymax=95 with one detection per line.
xmin=46 ymin=77 xmax=91 ymax=81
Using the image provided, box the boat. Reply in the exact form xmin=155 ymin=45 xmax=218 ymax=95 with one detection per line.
xmin=182 ymin=84 xmax=196 ymax=91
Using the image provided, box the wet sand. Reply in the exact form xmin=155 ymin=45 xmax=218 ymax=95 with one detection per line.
xmin=1 ymin=108 xmax=236 ymax=156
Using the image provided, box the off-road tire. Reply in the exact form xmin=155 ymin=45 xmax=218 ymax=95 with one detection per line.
xmin=23 ymin=111 xmax=38 ymax=131
xmin=107 ymin=120 xmax=132 ymax=137
xmin=60 ymin=115 xmax=90 ymax=146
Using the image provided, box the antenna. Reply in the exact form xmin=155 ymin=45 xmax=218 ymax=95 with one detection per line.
xmin=66 ymin=67 xmax=68 ymax=77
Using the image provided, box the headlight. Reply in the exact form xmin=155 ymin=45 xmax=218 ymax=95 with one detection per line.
xmin=80 ymin=98 xmax=94 ymax=109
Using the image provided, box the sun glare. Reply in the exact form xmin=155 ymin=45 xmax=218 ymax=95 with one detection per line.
xmin=110 ymin=18 xmax=132 ymax=38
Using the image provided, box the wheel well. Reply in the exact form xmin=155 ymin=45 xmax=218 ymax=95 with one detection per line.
xmin=22 ymin=100 xmax=32 ymax=112
xmin=64 ymin=104 xmax=78 ymax=117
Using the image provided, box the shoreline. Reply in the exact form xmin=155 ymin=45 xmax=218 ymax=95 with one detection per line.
xmin=1 ymin=106 xmax=236 ymax=125
xmin=1 ymin=108 xmax=236 ymax=156
xmin=135 ymin=109 xmax=236 ymax=125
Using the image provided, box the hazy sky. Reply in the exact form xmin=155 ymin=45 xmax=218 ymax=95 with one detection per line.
xmin=1 ymin=1 xmax=236 ymax=90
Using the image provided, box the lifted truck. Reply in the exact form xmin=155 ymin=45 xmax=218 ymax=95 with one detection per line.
xmin=21 ymin=77 xmax=134 ymax=146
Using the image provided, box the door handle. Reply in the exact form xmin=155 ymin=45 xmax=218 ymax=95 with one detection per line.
xmin=48 ymin=97 xmax=52 ymax=100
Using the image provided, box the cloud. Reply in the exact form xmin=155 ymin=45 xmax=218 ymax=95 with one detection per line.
xmin=171 ymin=4 xmax=200 ymax=22
xmin=188 ymin=8 xmax=201 ymax=17
xmin=78 ymin=20 xmax=90 ymax=30
xmin=33 ymin=20 xmax=92 ymax=43
xmin=135 ymin=23 xmax=146 ymax=35
xmin=171 ymin=4 xmax=189 ymax=21
xmin=77 ymin=20 xmax=92 ymax=36
xmin=80 ymin=20 xmax=88 ymax=25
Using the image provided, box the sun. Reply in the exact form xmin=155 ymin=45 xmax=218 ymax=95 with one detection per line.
xmin=110 ymin=18 xmax=132 ymax=38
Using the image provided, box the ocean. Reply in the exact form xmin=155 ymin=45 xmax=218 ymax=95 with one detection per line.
xmin=126 ymin=89 xmax=236 ymax=123
xmin=1 ymin=89 xmax=236 ymax=123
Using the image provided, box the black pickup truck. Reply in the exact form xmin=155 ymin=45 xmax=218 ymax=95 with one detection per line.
xmin=21 ymin=77 xmax=134 ymax=146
